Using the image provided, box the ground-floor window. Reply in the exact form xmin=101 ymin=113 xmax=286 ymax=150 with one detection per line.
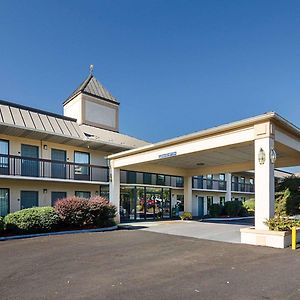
xmin=20 ymin=191 xmax=38 ymax=209
xmin=51 ymin=192 xmax=67 ymax=206
xmin=220 ymin=196 xmax=225 ymax=206
xmin=0 ymin=188 xmax=9 ymax=216
xmin=75 ymin=191 xmax=91 ymax=199
xmin=100 ymin=185 xmax=109 ymax=200
xmin=120 ymin=186 xmax=171 ymax=222
xmin=207 ymin=196 xmax=213 ymax=213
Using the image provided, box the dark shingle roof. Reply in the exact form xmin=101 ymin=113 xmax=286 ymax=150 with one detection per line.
xmin=64 ymin=74 xmax=119 ymax=105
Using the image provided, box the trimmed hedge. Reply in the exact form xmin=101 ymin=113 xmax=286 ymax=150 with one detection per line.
xmin=55 ymin=196 xmax=116 ymax=228
xmin=209 ymin=204 xmax=222 ymax=217
xmin=0 ymin=216 xmax=4 ymax=232
xmin=265 ymin=217 xmax=300 ymax=231
xmin=243 ymin=198 xmax=255 ymax=215
xmin=4 ymin=207 xmax=60 ymax=234
xmin=224 ymin=200 xmax=247 ymax=217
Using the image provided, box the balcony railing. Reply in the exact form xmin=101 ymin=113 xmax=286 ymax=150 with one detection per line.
xmin=231 ymin=182 xmax=254 ymax=193
xmin=193 ymin=178 xmax=227 ymax=191
xmin=0 ymin=154 xmax=109 ymax=182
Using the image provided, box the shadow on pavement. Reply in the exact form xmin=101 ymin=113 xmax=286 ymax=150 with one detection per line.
xmin=201 ymin=218 xmax=254 ymax=226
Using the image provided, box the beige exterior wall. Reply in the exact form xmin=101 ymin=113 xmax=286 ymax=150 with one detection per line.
xmin=63 ymin=94 xmax=83 ymax=124
xmin=0 ymin=179 xmax=103 ymax=213
xmin=0 ymin=133 xmax=109 ymax=166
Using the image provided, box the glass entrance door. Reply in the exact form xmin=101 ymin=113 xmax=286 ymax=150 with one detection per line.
xmin=145 ymin=188 xmax=163 ymax=220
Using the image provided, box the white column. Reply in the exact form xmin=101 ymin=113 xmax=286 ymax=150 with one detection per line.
xmin=225 ymin=173 xmax=232 ymax=202
xmin=109 ymin=167 xmax=120 ymax=223
xmin=254 ymin=137 xmax=275 ymax=230
xmin=184 ymin=176 xmax=193 ymax=213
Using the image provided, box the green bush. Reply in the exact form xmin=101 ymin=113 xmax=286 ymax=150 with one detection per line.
xmin=180 ymin=212 xmax=192 ymax=220
xmin=209 ymin=204 xmax=223 ymax=217
xmin=4 ymin=207 xmax=60 ymax=234
xmin=224 ymin=200 xmax=247 ymax=217
xmin=0 ymin=216 xmax=4 ymax=232
xmin=243 ymin=198 xmax=255 ymax=215
xmin=265 ymin=217 xmax=300 ymax=231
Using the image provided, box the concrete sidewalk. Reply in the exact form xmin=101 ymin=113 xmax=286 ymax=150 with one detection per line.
xmin=121 ymin=219 xmax=254 ymax=243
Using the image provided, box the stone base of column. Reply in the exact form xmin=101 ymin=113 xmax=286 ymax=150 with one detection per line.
xmin=240 ymin=227 xmax=300 ymax=248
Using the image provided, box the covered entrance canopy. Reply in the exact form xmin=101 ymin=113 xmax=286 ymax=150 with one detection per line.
xmin=108 ymin=112 xmax=300 ymax=230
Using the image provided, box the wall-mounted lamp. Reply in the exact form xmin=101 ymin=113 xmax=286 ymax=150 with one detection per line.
xmin=95 ymin=191 xmax=99 ymax=195
xmin=43 ymin=145 xmax=48 ymax=150
xmin=258 ymin=148 xmax=266 ymax=165
xmin=270 ymin=148 xmax=277 ymax=164
xmin=43 ymin=189 xmax=48 ymax=194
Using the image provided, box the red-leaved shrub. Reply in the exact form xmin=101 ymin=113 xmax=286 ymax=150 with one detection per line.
xmin=54 ymin=196 xmax=116 ymax=228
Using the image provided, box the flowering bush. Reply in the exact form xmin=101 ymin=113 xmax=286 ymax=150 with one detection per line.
xmin=55 ymin=196 xmax=116 ymax=228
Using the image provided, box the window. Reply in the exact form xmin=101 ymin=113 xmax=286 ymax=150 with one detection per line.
xmin=20 ymin=191 xmax=38 ymax=209
xmin=100 ymin=185 xmax=109 ymax=199
xmin=249 ymin=178 xmax=254 ymax=192
xmin=176 ymin=195 xmax=184 ymax=212
xmin=218 ymin=174 xmax=226 ymax=190
xmin=0 ymin=140 xmax=9 ymax=175
xmin=194 ymin=176 xmax=203 ymax=189
xmin=206 ymin=174 xmax=213 ymax=189
xmin=176 ymin=177 xmax=183 ymax=188
xmin=74 ymin=151 xmax=90 ymax=180
xmin=51 ymin=192 xmax=67 ymax=206
xmin=21 ymin=144 xmax=39 ymax=177
xmin=0 ymin=188 xmax=9 ymax=216
xmin=220 ymin=196 xmax=225 ymax=206
xmin=75 ymin=191 xmax=91 ymax=199
xmin=156 ymin=174 xmax=165 ymax=186
xmin=240 ymin=177 xmax=245 ymax=192
xmin=51 ymin=149 xmax=67 ymax=179
xmin=207 ymin=196 xmax=213 ymax=211
xmin=127 ymin=171 xmax=136 ymax=184
xmin=143 ymin=173 xmax=152 ymax=185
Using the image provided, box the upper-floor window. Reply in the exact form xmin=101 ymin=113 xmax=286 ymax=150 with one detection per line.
xmin=156 ymin=174 xmax=165 ymax=186
xmin=240 ymin=176 xmax=245 ymax=191
xmin=206 ymin=174 xmax=213 ymax=189
xmin=143 ymin=173 xmax=152 ymax=185
xmin=0 ymin=140 xmax=9 ymax=175
xmin=127 ymin=171 xmax=136 ymax=184
xmin=74 ymin=151 xmax=90 ymax=180
xmin=176 ymin=177 xmax=183 ymax=187
xmin=218 ymin=174 xmax=226 ymax=190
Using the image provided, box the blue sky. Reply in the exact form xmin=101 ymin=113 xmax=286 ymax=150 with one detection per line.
xmin=1 ymin=0 xmax=300 ymax=143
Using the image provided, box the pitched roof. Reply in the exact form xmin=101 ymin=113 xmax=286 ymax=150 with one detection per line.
xmin=64 ymin=74 xmax=119 ymax=105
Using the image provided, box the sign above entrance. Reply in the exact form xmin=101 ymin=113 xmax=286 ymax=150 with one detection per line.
xmin=158 ymin=151 xmax=177 ymax=159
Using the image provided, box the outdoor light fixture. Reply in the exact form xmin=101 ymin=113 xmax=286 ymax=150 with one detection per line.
xmin=196 ymin=162 xmax=205 ymax=166
xmin=258 ymin=148 xmax=266 ymax=165
xmin=270 ymin=148 xmax=277 ymax=164
xmin=43 ymin=145 xmax=48 ymax=150
xmin=43 ymin=189 xmax=48 ymax=194
xmin=95 ymin=191 xmax=99 ymax=195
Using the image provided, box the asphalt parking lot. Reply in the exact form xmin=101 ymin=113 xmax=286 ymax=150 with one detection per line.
xmin=0 ymin=229 xmax=299 ymax=300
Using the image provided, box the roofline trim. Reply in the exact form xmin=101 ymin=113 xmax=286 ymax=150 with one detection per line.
xmin=108 ymin=112 xmax=300 ymax=160
xmin=0 ymin=99 xmax=77 ymax=122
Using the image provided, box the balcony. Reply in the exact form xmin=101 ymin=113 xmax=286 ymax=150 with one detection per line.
xmin=231 ymin=182 xmax=254 ymax=193
xmin=193 ymin=178 xmax=227 ymax=191
xmin=0 ymin=154 xmax=109 ymax=182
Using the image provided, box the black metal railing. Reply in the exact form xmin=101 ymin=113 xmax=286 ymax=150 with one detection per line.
xmin=0 ymin=154 xmax=109 ymax=182
xmin=231 ymin=182 xmax=254 ymax=193
xmin=193 ymin=178 xmax=227 ymax=191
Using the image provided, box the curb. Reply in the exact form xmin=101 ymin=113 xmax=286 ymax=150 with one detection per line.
xmin=202 ymin=216 xmax=254 ymax=221
xmin=0 ymin=225 xmax=118 ymax=241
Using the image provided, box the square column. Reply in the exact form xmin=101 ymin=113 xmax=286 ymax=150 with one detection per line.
xmin=254 ymin=137 xmax=275 ymax=230
xmin=184 ymin=176 xmax=193 ymax=213
xmin=109 ymin=167 xmax=120 ymax=223
xmin=225 ymin=173 xmax=232 ymax=202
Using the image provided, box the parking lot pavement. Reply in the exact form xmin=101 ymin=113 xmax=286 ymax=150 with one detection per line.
xmin=124 ymin=219 xmax=254 ymax=243
xmin=0 ymin=229 xmax=299 ymax=300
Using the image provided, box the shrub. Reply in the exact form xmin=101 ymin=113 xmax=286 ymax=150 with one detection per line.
xmin=243 ymin=198 xmax=255 ymax=215
xmin=180 ymin=212 xmax=192 ymax=220
xmin=55 ymin=196 xmax=89 ymax=227
xmin=265 ymin=217 xmax=300 ymax=231
xmin=55 ymin=196 xmax=116 ymax=228
xmin=0 ymin=216 xmax=4 ymax=232
xmin=4 ymin=207 xmax=60 ymax=234
xmin=224 ymin=200 xmax=247 ymax=217
xmin=209 ymin=204 xmax=222 ymax=217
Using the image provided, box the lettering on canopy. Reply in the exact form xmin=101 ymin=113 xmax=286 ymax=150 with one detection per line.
xmin=158 ymin=152 xmax=177 ymax=159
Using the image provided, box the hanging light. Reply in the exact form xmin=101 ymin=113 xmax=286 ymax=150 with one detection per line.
xmin=270 ymin=148 xmax=277 ymax=164
xmin=258 ymin=148 xmax=266 ymax=165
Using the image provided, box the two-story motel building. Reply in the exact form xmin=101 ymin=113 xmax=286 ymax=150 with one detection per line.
xmin=0 ymin=72 xmax=291 ymax=223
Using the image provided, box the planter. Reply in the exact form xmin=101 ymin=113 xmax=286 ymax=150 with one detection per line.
xmin=240 ymin=227 xmax=300 ymax=248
